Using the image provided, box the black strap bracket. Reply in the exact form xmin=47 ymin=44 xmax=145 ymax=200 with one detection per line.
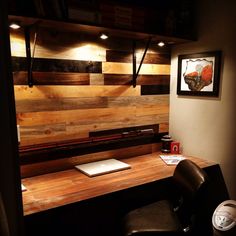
xmin=24 ymin=24 xmax=38 ymax=87
xmin=132 ymin=36 xmax=152 ymax=88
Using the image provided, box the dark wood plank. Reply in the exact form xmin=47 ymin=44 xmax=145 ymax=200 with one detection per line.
xmin=104 ymin=74 xmax=170 ymax=85
xmin=141 ymin=85 xmax=170 ymax=95
xmin=89 ymin=124 xmax=159 ymax=137
xmin=12 ymin=57 xmax=102 ymax=73
xmin=13 ymin=72 xmax=90 ymax=85
xmin=106 ymin=50 xmax=170 ymax=64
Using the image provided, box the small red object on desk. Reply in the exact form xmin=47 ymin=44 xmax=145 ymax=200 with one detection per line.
xmin=171 ymin=142 xmax=180 ymax=154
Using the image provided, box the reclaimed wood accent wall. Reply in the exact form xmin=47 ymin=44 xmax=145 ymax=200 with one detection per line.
xmin=10 ymin=28 xmax=170 ymax=148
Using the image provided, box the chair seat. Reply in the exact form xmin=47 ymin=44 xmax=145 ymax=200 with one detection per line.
xmin=123 ymin=200 xmax=183 ymax=235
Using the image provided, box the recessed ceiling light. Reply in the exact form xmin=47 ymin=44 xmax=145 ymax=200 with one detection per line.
xmin=9 ymin=22 xmax=21 ymax=30
xmin=100 ymin=33 xmax=108 ymax=40
xmin=158 ymin=41 xmax=165 ymax=47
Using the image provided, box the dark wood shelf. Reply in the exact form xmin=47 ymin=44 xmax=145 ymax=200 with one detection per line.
xmin=8 ymin=15 xmax=193 ymax=44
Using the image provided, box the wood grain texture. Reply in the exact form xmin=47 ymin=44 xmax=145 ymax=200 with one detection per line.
xmin=14 ymin=85 xmax=140 ymax=99
xmin=12 ymin=57 xmax=102 ymax=73
xmin=106 ymin=50 xmax=170 ymax=64
xmin=89 ymin=73 xmax=104 ymax=85
xmin=18 ymin=114 xmax=168 ymax=146
xmin=17 ymin=105 xmax=168 ymax=126
xmin=11 ymin=30 xmax=170 ymax=150
xmin=15 ymin=97 xmax=108 ymax=113
xmin=13 ymin=72 xmax=90 ymax=85
xmin=21 ymin=153 xmax=216 ymax=215
xmin=102 ymin=62 xmax=170 ymax=75
xmin=104 ymin=74 xmax=170 ymax=85
xmin=16 ymin=95 xmax=168 ymax=113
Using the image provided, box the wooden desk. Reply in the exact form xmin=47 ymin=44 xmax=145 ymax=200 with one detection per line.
xmin=22 ymin=152 xmax=216 ymax=216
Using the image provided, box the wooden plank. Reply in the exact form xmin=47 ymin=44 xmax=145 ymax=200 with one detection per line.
xmin=20 ymin=123 xmax=66 ymax=137
xmin=13 ymin=72 xmax=90 ymax=85
xmin=141 ymin=85 xmax=170 ymax=95
xmin=16 ymin=105 xmax=169 ymax=126
xmin=12 ymin=57 xmax=102 ymax=73
xmin=107 ymin=95 xmax=169 ymax=107
xmin=104 ymin=74 xmax=170 ymax=85
xmin=10 ymin=32 xmax=26 ymax=57
xmin=89 ymin=73 xmax=104 ymax=85
xmin=14 ymin=85 xmax=140 ymax=99
xmin=102 ymin=62 xmax=170 ymax=75
xmin=16 ymin=94 xmax=168 ymax=113
xmin=106 ymin=50 xmax=170 ymax=64
xmin=21 ymin=154 xmax=216 ymax=215
xmin=15 ymin=97 xmax=108 ymax=113
xmin=159 ymin=123 xmax=169 ymax=133
xmin=16 ymin=107 xmax=134 ymax=126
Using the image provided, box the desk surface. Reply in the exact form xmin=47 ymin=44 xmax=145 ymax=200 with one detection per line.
xmin=22 ymin=152 xmax=216 ymax=216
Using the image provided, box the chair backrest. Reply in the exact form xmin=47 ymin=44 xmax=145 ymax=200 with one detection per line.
xmin=173 ymin=159 xmax=209 ymax=230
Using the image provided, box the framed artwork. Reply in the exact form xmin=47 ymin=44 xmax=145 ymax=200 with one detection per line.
xmin=177 ymin=51 xmax=221 ymax=96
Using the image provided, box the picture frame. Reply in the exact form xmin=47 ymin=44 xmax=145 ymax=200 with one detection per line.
xmin=177 ymin=51 xmax=221 ymax=97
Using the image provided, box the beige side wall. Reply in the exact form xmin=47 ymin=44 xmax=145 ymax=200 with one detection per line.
xmin=170 ymin=0 xmax=236 ymax=198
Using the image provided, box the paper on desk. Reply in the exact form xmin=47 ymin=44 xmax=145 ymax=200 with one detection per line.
xmin=159 ymin=155 xmax=185 ymax=165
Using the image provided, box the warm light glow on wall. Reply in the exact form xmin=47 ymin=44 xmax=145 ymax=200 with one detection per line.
xmin=72 ymin=44 xmax=106 ymax=61
xmin=10 ymin=33 xmax=26 ymax=57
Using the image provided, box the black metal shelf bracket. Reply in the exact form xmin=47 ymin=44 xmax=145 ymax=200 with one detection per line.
xmin=132 ymin=36 xmax=152 ymax=88
xmin=24 ymin=25 xmax=38 ymax=87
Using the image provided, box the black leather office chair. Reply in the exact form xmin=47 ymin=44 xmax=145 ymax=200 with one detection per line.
xmin=123 ymin=159 xmax=209 ymax=236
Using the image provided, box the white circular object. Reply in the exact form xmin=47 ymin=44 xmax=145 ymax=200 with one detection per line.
xmin=212 ymin=200 xmax=236 ymax=232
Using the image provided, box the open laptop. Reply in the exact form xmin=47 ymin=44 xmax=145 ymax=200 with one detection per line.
xmin=75 ymin=158 xmax=131 ymax=177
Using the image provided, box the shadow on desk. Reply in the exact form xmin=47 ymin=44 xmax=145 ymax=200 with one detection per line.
xmin=24 ymin=164 xmax=229 ymax=236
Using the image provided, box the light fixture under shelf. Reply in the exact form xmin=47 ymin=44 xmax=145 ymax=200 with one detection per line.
xmin=157 ymin=41 xmax=165 ymax=47
xmin=100 ymin=33 xmax=108 ymax=40
xmin=9 ymin=21 xmax=21 ymax=29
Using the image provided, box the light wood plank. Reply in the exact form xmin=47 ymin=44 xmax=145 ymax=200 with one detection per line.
xmin=106 ymin=50 xmax=170 ymax=64
xmin=14 ymin=85 xmax=141 ymax=99
xmin=102 ymin=62 xmax=170 ymax=75
xmin=89 ymin=73 xmax=104 ymax=85
xmin=17 ymin=105 xmax=168 ymax=126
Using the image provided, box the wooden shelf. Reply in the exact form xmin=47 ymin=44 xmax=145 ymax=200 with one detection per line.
xmin=8 ymin=15 xmax=193 ymax=44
